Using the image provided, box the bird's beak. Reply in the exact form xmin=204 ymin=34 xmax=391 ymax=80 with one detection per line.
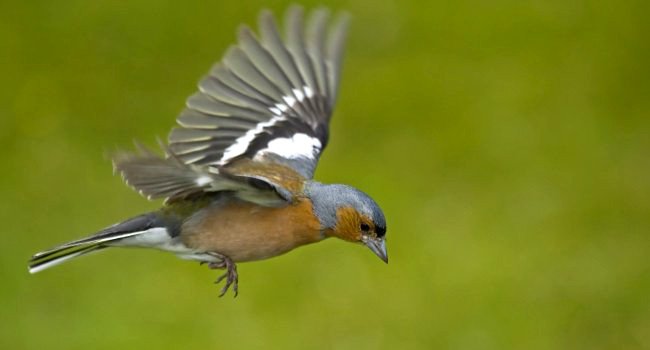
xmin=363 ymin=237 xmax=388 ymax=263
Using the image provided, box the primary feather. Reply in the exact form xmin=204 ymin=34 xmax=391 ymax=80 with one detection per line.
xmin=114 ymin=6 xmax=350 ymax=205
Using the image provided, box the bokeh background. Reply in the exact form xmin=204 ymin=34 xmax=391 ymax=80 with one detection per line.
xmin=1 ymin=0 xmax=649 ymax=349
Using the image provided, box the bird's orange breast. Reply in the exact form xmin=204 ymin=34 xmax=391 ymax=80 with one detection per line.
xmin=180 ymin=198 xmax=323 ymax=262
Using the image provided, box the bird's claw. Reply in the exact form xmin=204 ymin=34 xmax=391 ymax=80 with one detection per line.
xmin=203 ymin=254 xmax=239 ymax=297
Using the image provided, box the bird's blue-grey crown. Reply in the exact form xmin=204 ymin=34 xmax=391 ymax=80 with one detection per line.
xmin=305 ymin=182 xmax=386 ymax=232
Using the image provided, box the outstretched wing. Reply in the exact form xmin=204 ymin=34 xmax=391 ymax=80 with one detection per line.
xmin=114 ymin=7 xmax=350 ymax=204
xmin=170 ymin=7 xmax=349 ymax=177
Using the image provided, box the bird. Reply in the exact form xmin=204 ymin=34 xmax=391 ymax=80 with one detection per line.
xmin=28 ymin=6 xmax=387 ymax=297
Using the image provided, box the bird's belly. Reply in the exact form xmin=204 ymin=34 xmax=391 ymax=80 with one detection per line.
xmin=180 ymin=198 xmax=322 ymax=262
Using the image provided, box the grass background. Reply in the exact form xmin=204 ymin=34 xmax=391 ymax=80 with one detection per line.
xmin=1 ymin=0 xmax=649 ymax=349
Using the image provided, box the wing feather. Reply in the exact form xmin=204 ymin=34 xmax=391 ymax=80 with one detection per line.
xmin=117 ymin=7 xmax=350 ymax=204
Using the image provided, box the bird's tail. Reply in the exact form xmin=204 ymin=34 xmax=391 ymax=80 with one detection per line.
xmin=28 ymin=212 xmax=165 ymax=274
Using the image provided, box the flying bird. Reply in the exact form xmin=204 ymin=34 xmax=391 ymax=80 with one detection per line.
xmin=29 ymin=6 xmax=387 ymax=297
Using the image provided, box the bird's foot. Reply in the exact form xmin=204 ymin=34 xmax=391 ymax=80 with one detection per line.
xmin=203 ymin=253 xmax=238 ymax=297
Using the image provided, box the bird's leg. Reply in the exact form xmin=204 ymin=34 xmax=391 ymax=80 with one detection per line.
xmin=203 ymin=253 xmax=239 ymax=297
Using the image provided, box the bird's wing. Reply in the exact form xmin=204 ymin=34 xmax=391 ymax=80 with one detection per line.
xmin=114 ymin=6 xmax=350 ymax=205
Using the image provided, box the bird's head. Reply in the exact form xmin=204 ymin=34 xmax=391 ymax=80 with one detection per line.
xmin=306 ymin=182 xmax=387 ymax=263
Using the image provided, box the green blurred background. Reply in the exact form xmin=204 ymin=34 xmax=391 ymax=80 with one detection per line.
xmin=1 ymin=0 xmax=649 ymax=349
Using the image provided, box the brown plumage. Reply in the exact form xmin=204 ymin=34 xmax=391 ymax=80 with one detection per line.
xmin=181 ymin=197 xmax=322 ymax=262
xmin=329 ymin=207 xmax=371 ymax=242
xmin=222 ymin=158 xmax=307 ymax=196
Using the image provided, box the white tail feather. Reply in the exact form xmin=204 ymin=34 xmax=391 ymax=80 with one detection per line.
xmin=29 ymin=246 xmax=104 ymax=274
xmin=29 ymin=228 xmax=171 ymax=274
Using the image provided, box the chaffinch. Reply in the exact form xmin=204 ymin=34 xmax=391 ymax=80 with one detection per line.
xmin=29 ymin=6 xmax=387 ymax=297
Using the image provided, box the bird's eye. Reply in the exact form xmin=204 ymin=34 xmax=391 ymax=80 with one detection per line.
xmin=360 ymin=223 xmax=370 ymax=232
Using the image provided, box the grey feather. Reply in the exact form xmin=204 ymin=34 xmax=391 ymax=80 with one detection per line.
xmin=285 ymin=6 xmax=321 ymax=112
xmin=306 ymin=8 xmax=330 ymax=105
xmin=169 ymin=128 xmax=243 ymax=143
xmin=326 ymin=13 xmax=350 ymax=106
xmin=198 ymin=75 xmax=270 ymax=112
xmin=305 ymin=181 xmax=386 ymax=231
xmin=223 ymin=46 xmax=284 ymax=101
xmin=177 ymin=109 xmax=257 ymax=129
xmin=113 ymin=144 xmax=216 ymax=201
xmin=186 ymin=92 xmax=269 ymax=121
xmin=209 ymin=64 xmax=277 ymax=106
xmin=259 ymin=10 xmax=308 ymax=96
xmin=238 ymin=26 xmax=294 ymax=96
